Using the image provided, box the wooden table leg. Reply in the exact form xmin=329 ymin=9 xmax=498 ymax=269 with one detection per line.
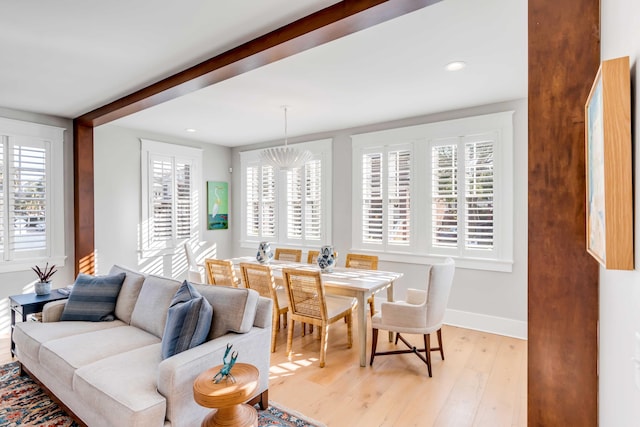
xmin=356 ymin=293 xmax=367 ymax=367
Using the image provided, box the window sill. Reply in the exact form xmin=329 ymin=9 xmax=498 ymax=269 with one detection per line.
xmin=0 ymin=256 xmax=67 ymax=274
xmin=349 ymin=250 xmax=513 ymax=273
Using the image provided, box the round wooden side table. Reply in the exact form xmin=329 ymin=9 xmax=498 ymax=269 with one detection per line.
xmin=193 ymin=363 xmax=259 ymax=427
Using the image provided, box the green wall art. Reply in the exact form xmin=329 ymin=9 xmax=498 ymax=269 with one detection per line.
xmin=207 ymin=181 xmax=228 ymax=230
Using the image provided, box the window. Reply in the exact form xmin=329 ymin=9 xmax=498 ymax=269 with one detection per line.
xmin=241 ymin=139 xmax=332 ymax=248
xmin=140 ymin=139 xmax=202 ymax=256
xmin=0 ymin=117 xmax=65 ymax=272
xmin=352 ymin=112 xmax=513 ymax=271
xmin=360 ymin=146 xmax=412 ymax=249
xmin=429 ymin=134 xmax=497 ymax=257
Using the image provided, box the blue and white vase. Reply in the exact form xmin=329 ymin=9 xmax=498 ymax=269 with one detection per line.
xmin=317 ymin=245 xmax=336 ymax=273
xmin=256 ymin=241 xmax=273 ymax=264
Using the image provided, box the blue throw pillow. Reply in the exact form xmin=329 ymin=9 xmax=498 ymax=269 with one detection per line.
xmin=161 ymin=280 xmax=213 ymax=359
xmin=60 ymin=272 xmax=126 ymax=322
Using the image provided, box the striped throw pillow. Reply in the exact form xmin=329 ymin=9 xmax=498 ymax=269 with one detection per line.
xmin=60 ymin=272 xmax=126 ymax=321
xmin=161 ymin=281 xmax=213 ymax=359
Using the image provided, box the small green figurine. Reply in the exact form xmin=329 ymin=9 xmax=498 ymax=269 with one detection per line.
xmin=213 ymin=344 xmax=238 ymax=383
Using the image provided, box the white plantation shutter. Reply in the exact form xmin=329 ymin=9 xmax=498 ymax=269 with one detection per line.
xmin=0 ymin=119 xmax=65 ymax=271
xmin=304 ymin=159 xmax=322 ymax=241
xmin=465 ymin=139 xmax=494 ymax=250
xmin=240 ymin=139 xmax=331 ymax=247
xmin=387 ymin=150 xmax=411 ymax=245
xmin=352 ymin=112 xmax=512 ymax=269
xmin=9 ymin=142 xmax=47 ymax=256
xmin=287 ymin=167 xmax=302 ymax=239
xmin=431 ymin=142 xmax=458 ymax=248
xmin=286 ymin=158 xmax=322 ymax=242
xmin=151 ymin=156 xmax=173 ymax=243
xmin=149 ymin=155 xmax=195 ymax=245
xmin=141 ymin=140 xmax=201 ymax=255
xmin=261 ymin=165 xmax=276 ymax=238
xmin=246 ymin=165 xmax=260 ymax=237
xmin=362 ymin=152 xmax=383 ymax=243
xmin=175 ymin=161 xmax=192 ymax=240
xmin=245 ymin=164 xmax=277 ymax=239
xmin=430 ymin=135 xmax=496 ymax=254
xmin=360 ymin=147 xmax=412 ymax=248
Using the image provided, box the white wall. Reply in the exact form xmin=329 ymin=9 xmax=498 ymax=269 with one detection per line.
xmin=93 ymin=124 xmax=233 ymax=280
xmin=599 ymin=1 xmax=640 ymax=425
xmin=231 ymin=98 xmax=528 ymax=338
xmin=0 ymin=107 xmax=75 ymax=334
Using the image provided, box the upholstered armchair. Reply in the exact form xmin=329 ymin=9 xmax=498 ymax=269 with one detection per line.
xmin=370 ymin=257 xmax=455 ymax=377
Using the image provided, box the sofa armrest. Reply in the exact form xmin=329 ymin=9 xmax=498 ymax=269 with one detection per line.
xmin=253 ymin=296 xmax=273 ymax=328
xmin=157 ymin=327 xmax=272 ymax=427
xmin=42 ymin=300 xmax=67 ymax=322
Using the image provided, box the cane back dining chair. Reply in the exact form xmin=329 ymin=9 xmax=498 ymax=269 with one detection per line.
xmin=281 ymin=268 xmax=357 ymax=367
xmin=240 ymin=263 xmax=288 ymax=353
xmin=369 ymin=257 xmax=455 ymax=377
xmin=274 ymin=248 xmax=303 ymax=262
xmin=204 ymin=258 xmax=241 ymax=287
xmin=345 ymin=253 xmax=378 ymax=315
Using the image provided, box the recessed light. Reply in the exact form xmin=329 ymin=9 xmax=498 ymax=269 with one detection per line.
xmin=185 ymin=128 xmax=197 ymax=133
xmin=445 ymin=61 xmax=467 ymax=71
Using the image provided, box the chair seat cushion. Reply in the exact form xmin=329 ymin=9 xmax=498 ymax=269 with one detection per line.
xmin=276 ymin=288 xmax=289 ymax=309
xmin=325 ymin=295 xmax=356 ymax=321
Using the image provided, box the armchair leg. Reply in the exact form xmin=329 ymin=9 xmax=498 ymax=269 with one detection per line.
xmin=374 ymin=332 xmax=438 ymax=377
xmin=437 ymin=328 xmax=444 ymax=360
xmin=424 ymin=334 xmax=432 ymax=377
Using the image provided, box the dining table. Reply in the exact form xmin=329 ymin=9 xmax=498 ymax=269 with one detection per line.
xmin=229 ymin=256 xmax=403 ymax=367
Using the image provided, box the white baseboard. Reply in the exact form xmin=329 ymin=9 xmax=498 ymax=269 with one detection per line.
xmin=444 ymin=309 xmax=527 ymax=340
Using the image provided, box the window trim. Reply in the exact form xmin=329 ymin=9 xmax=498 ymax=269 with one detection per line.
xmin=351 ymin=112 xmax=514 ymax=272
xmin=240 ymin=139 xmax=332 ymax=249
xmin=140 ymin=139 xmax=202 ymax=258
xmin=0 ymin=117 xmax=66 ymax=273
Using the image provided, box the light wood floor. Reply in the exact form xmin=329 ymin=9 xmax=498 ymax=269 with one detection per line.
xmin=0 ymin=322 xmax=526 ymax=427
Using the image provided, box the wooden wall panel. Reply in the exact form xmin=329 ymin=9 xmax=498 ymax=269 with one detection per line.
xmin=528 ymin=0 xmax=600 ymax=425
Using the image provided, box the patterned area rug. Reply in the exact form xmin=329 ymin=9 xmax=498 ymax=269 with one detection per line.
xmin=0 ymin=362 xmax=325 ymax=427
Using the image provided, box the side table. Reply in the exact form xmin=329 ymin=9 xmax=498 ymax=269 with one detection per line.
xmin=9 ymin=290 xmax=69 ymax=357
xmin=193 ymin=363 xmax=259 ymax=427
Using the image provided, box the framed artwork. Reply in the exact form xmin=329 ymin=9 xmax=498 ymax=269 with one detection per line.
xmin=207 ymin=181 xmax=228 ymax=230
xmin=585 ymin=56 xmax=633 ymax=270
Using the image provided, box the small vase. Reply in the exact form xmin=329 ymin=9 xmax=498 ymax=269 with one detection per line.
xmin=317 ymin=245 xmax=336 ymax=273
xmin=35 ymin=281 xmax=51 ymax=296
xmin=256 ymin=242 xmax=273 ymax=264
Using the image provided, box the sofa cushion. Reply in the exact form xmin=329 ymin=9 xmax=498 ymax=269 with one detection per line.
xmin=161 ymin=281 xmax=212 ymax=359
xmin=109 ymin=264 xmax=146 ymax=324
xmin=13 ymin=320 xmax=126 ymax=362
xmin=194 ymin=284 xmax=259 ymax=340
xmin=74 ymin=344 xmax=166 ymax=427
xmin=60 ymin=272 xmax=126 ymax=321
xmin=39 ymin=326 xmax=160 ymax=389
xmin=130 ymin=275 xmax=181 ymax=338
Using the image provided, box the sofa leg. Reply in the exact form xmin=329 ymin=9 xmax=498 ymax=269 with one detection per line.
xmin=248 ymin=389 xmax=269 ymax=410
xmin=258 ymin=389 xmax=269 ymax=410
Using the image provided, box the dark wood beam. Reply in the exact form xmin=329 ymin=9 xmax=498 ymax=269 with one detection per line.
xmin=72 ymin=0 xmax=441 ymax=274
xmin=528 ymin=0 xmax=600 ymax=425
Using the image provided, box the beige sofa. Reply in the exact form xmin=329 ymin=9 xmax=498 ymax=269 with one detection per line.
xmin=13 ymin=264 xmax=273 ymax=427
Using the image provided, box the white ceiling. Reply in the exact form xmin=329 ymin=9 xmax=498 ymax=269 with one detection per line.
xmin=0 ymin=0 xmax=527 ymax=147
